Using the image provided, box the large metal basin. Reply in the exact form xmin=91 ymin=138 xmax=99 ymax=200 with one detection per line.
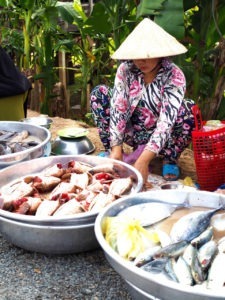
xmin=0 ymin=155 xmax=143 ymax=254
xmin=95 ymin=190 xmax=225 ymax=300
xmin=0 ymin=121 xmax=51 ymax=168
xmin=0 ymin=216 xmax=98 ymax=254
xmin=0 ymin=155 xmax=143 ymax=225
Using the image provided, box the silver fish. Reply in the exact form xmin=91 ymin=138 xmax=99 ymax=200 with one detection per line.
xmin=183 ymin=244 xmax=198 ymax=267
xmin=207 ymin=253 xmax=225 ymax=289
xmin=170 ymin=207 xmax=222 ymax=243
xmin=173 ymin=256 xmax=194 ymax=286
xmin=191 ymin=226 xmax=213 ymax=248
xmin=117 ymin=200 xmax=189 ymax=227
xmin=140 ymin=257 xmax=168 ymax=274
xmin=165 ymin=258 xmax=179 ymax=282
xmin=198 ymin=240 xmax=218 ymax=271
xmin=153 ymin=240 xmax=188 ymax=259
xmin=190 ymin=251 xmax=205 ymax=284
xmin=133 ymin=245 xmax=161 ymax=267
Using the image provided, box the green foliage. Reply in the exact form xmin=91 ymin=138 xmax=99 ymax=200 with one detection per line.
xmin=137 ymin=0 xmax=185 ymax=38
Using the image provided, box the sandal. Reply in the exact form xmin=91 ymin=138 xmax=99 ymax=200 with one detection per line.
xmin=162 ymin=163 xmax=180 ymax=181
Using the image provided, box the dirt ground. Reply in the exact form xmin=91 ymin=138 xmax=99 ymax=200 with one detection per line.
xmin=27 ymin=109 xmax=197 ymax=182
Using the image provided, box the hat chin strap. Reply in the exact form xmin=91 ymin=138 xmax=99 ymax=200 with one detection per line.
xmin=149 ymin=59 xmax=162 ymax=73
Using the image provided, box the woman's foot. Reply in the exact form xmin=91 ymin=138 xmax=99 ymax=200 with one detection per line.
xmin=162 ymin=162 xmax=180 ymax=181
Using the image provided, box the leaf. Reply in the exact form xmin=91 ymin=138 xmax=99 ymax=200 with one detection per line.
xmin=56 ymin=2 xmax=76 ymax=24
xmin=84 ymin=3 xmax=112 ymax=35
xmin=137 ymin=0 xmax=185 ymax=39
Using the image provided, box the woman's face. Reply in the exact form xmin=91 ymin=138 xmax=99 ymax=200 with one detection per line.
xmin=133 ymin=58 xmax=160 ymax=74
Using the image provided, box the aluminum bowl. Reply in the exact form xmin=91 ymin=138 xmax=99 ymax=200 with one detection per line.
xmin=95 ymin=190 xmax=225 ymax=300
xmin=0 ymin=216 xmax=98 ymax=254
xmin=51 ymin=136 xmax=95 ymax=155
xmin=0 ymin=155 xmax=143 ymax=226
xmin=0 ymin=121 xmax=51 ymax=169
xmin=21 ymin=116 xmax=53 ymax=129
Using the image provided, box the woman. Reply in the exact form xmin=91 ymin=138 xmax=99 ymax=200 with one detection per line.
xmin=90 ymin=18 xmax=195 ymax=184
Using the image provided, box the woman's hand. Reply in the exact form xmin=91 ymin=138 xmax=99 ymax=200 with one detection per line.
xmin=109 ymin=145 xmax=123 ymax=161
xmin=133 ymin=149 xmax=156 ymax=184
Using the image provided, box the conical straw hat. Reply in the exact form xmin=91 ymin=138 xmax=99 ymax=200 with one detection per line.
xmin=111 ymin=18 xmax=187 ymax=60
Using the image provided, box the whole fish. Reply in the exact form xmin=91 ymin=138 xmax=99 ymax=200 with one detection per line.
xmin=198 ymin=240 xmax=218 ymax=271
xmin=170 ymin=207 xmax=222 ymax=243
xmin=133 ymin=245 xmax=161 ymax=267
xmin=153 ymin=240 xmax=188 ymax=259
xmin=173 ymin=256 xmax=194 ymax=286
xmin=190 ymin=251 xmax=206 ymax=284
xmin=117 ymin=200 xmax=189 ymax=227
xmin=183 ymin=244 xmax=197 ymax=267
xmin=207 ymin=253 xmax=225 ymax=289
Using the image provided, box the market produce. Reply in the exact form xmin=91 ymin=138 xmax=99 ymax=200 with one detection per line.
xmin=0 ymin=160 xmax=134 ymax=216
xmin=103 ymin=203 xmax=225 ymax=289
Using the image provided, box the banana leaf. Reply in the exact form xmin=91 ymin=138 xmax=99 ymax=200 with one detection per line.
xmin=137 ymin=0 xmax=185 ymax=39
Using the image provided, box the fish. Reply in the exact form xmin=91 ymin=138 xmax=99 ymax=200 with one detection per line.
xmin=1 ymin=180 xmax=34 ymax=210
xmin=207 ymin=253 xmax=225 ymax=289
xmin=53 ymin=198 xmax=84 ymax=216
xmin=153 ymin=240 xmax=188 ymax=259
xmin=183 ymin=244 xmax=198 ymax=267
xmin=70 ymin=172 xmax=90 ymax=190
xmin=89 ymin=163 xmax=116 ymax=175
xmin=198 ymin=240 xmax=218 ymax=271
xmin=26 ymin=197 xmax=42 ymax=214
xmin=50 ymin=182 xmax=77 ymax=199
xmin=141 ymin=257 xmax=168 ymax=274
xmin=117 ymin=200 xmax=189 ymax=227
xmin=88 ymin=192 xmax=116 ymax=212
xmin=164 ymin=258 xmax=179 ymax=282
xmin=191 ymin=226 xmax=214 ymax=248
xmin=108 ymin=176 xmax=133 ymax=197
xmin=190 ymin=251 xmax=205 ymax=284
xmin=133 ymin=245 xmax=161 ymax=267
xmin=173 ymin=256 xmax=194 ymax=286
xmin=35 ymin=199 xmax=60 ymax=216
xmin=170 ymin=207 xmax=222 ymax=243
xmin=43 ymin=163 xmax=65 ymax=178
xmin=32 ymin=175 xmax=61 ymax=193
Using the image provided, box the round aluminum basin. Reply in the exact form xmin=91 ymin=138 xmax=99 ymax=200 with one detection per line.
xmin=95 ymin=190 xmax=225 ymax=300
xmin=0 ymin=121 xmax=51 ymax=168
xmin=51 ymin=136 xmax=95 ymax=155
xmin=0 ymin=216 xmax=98 ymax=254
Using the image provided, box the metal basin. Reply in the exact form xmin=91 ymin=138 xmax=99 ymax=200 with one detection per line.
xmin=0 ymin=155 xmax=143 ymax=226
xmin=95 ymin=190 xmax=225 ymax=300
xmin=51 ymin=136 xmax=95 ymax=155
xmin=0 ymin=216 xmax=98 ymax=254
xmin=0 ymin=121 xmax=51 ymax=168
xmin=0 ymin=155 xmax=142 ymax=254
xmin=21 ymin=116 xmax=53 ymax=129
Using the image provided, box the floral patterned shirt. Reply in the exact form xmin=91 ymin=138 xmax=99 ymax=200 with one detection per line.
xmin=109 ymin=58 xmax=186 ymax=154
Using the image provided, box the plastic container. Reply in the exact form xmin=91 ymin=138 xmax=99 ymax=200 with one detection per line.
xmin=192 ymin=105 xmax=225 ymax=191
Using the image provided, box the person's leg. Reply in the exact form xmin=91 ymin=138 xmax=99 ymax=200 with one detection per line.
xmin=90 ymin=85 xmax=112 ymax=151
xmin=161 ymin=99 xmax=196 ymax=180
